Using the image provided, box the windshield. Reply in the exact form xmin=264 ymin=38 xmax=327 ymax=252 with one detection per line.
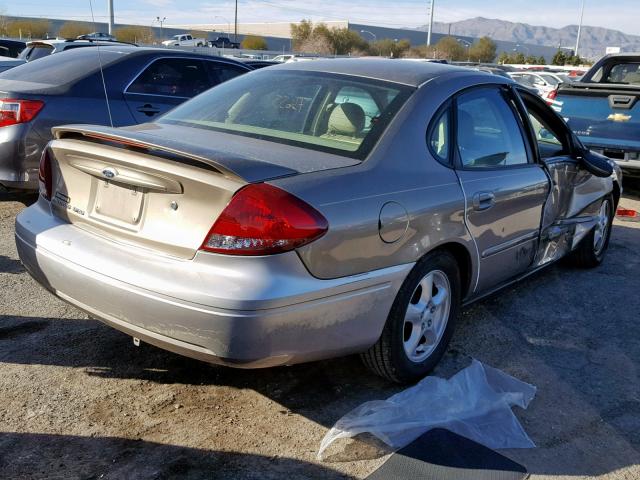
xmin=159 ymin=70 xmax=414 ymax=159
xmin=539 ymin=74 xmax=560 ymax=86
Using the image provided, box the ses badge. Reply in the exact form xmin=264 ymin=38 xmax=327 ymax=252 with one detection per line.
xmin=52 ymin=191 xmax=86 ymax=216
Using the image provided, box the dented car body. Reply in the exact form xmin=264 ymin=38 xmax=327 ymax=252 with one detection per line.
xmin=15 ymin=60 xmax=621 ymax=380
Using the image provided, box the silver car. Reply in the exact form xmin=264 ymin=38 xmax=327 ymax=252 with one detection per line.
xmin=16 ymin=59 xmax=621 ymax=382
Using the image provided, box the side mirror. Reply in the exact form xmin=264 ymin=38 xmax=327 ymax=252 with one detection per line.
xmin=578 ymin=149 xmax=614 ymax=178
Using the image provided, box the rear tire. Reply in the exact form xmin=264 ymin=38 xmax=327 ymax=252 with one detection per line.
xmin=570 ymin=195 xmax=614 ymax=268
xmin=361 ymin=251 xmax=461 ymax=383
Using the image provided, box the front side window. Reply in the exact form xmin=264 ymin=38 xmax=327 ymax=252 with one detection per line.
xmin=456 ymin=88 xmax=529 ymax=168
xmin=127 ymin=58 xmax=210 ymax=98
xmin=159 ymin=70 xmax=413 ymax=159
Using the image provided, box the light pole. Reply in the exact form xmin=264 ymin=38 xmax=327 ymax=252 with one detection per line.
xmin=360 ymin=30 xmax=377 ymax=41
xmin=215 ymin=15 xmax=231 ymax=36
xmin=234 ymin=0 xmax=238 ymax=42
xmin=575 ymin=0 xmax=585 ymax=58
xmin=360 ymin=30 xmax=377 ymax=55
xmin=156 ymin=16 xmax=166 ymax=40
xmin=457 ymin=38 xmax=471 ymax=61
xmin=427 ymin=0 xmax=435 ymax=46
xmin=107 ymin=0 xmax=114 ymax=35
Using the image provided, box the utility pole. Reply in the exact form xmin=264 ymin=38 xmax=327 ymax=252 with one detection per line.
xmin=427 ymin=0 xmax=435 ymax=46
xmin=234 ymin=0 xmax=238 ymax=42
xmin=107 ymin=0 xmax=114 ymax=35
xmin=156 ymin=16 xmax=166 ymax=40
xmin=574 ymin=0 xmax=585 ymax=58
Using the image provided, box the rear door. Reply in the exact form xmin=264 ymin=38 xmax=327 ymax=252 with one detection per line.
xmin=124 ymin=57 xmax=212 ymax=123
xmin=453 ymin=86 xmax=549 ymax=292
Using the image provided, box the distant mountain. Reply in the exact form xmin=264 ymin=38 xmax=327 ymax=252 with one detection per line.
xmin=419 ymin=17 xmax=640 ymax=59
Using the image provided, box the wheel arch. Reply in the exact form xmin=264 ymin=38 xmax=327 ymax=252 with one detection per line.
xmin=423 ymin=241 xmax=474 ymax=300
xmin=612 ymin=179 xmax=621 ymax=209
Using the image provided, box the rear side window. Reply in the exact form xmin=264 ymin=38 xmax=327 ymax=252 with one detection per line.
xmin=429 ymin=109 xmax=449 ymax=163
xmin=127 ymin=58 xmax=211 ymax=98
xmin=205 ymin=62 xmax=247 ymax=85
xmin=456 ymin=88 xmax=529 ymax=168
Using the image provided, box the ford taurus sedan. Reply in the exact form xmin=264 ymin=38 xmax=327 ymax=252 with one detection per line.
xmin=16 ymin=59 xmax=621 ymax=383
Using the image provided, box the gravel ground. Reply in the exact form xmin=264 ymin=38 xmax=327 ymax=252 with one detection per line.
xmin=0 ymin=184 xmax=639 ymax=480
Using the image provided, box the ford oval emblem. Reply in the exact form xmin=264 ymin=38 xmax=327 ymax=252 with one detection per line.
xmin=102 ymin=167 xmax=117 ymax=179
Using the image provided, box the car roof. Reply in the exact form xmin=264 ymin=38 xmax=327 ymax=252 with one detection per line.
xmin=26 ymin=39 xmax=132 ymax=48
xmin=275 ymin=58 xmax=480 ymax=87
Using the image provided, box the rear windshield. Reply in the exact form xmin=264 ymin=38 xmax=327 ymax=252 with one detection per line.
xmin=19 ymin=45 xmax=53 ymax=61
xmin=1 ymin=47 xmax=124 ymax=83
xmin=159 ymin=70 xmax=414 ymax=160
xmin=591 ymin=62 xmax=640 ymax=85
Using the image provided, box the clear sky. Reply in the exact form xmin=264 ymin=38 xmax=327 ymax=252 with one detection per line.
xmin=3 ymin=0 xmax=639 ymax=36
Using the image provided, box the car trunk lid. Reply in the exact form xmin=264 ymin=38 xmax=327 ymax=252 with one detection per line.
xmin=47 ymin=124 xmax=356 ymax=259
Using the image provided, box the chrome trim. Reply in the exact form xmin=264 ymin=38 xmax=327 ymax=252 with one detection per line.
xmin=481 ymin=230 xmax=539 ymax=258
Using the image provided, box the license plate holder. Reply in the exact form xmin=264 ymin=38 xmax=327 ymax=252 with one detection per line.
xmin=92 ymin=180 xmax=144 ymax=226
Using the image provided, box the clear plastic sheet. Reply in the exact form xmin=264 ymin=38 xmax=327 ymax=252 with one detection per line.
xmin=318 ymin=360 xmax=536 ymax=460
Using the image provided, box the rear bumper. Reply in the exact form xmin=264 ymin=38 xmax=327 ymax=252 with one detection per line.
xmin=15 ymin=200 xmax=411 ymax=367
xmin=582 ymin=142 xmax=640 ymax=173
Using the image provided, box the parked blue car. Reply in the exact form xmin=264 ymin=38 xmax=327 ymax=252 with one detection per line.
xmin=0 ymin=46 xmax=252 ymax=189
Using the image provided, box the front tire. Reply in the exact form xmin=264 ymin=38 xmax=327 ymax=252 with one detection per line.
xmin=570 ymin=195 xmax=614 ymax=268
xmin=361 ymin=251 xmax=461 ymax=383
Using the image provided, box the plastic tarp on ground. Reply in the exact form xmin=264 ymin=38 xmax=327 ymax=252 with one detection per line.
xmin=318 ymin=360 xmax=536 ymax=460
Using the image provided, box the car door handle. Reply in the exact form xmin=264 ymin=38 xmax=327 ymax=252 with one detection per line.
xmin=472 ymin=191 xmax=495 ymax=211
xmin=136 ymin=104 xmax=161 ymax=116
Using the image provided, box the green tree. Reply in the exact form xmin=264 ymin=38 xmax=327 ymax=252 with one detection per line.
xmin=290 ymin=19 xmax=314 ymax=50
xmin=114 ymin=26 xmax=155 ymax=44
xmin=7 ymin=19 xmax=50 ymax=39
xmin=525 ymin=54 xmax=538 ymax=64
xmin=537 ymin=55 xmax=546 ymax=65
xmin=468 ymin=36 xmax=497 ymax=63
xmin=370 ymin=38 xmax=411 ymax=57
xmin=512 ymin=52 xmax=526 ymax=64
xmin=241 ymin=35 xmax=268 ymax=50
xmin=552 ymin=50 xmax=567 ymax=66
xmin=290 ymin=20 xmax=368 ymax=55
xmin=58 ymin=21 xmax=92 ymax=39
xmin=497 ymin=51 xmax=510 ymax=64
xmin=434 ymin=36 xmax=465 ymax=61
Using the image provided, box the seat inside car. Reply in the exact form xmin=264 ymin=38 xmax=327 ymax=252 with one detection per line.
xmin=322 ymin=102 xmax=366 ymax=141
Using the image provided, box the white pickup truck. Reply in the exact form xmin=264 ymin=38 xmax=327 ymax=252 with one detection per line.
xmin=162 ymin=34 xmax=206 ymax=47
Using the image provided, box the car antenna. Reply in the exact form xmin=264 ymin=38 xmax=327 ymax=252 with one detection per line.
xmin=89 ymin=0 xmax=114 ymax=128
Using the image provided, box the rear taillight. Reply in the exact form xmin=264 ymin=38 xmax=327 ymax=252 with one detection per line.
xmin=545 ymin=88 xmax=558 ymax=105
xmin=0 ymin=99 xmax=44 ymax=127
xmin=38 ymin=148 xmax=52 ymax=200
xmin=201 ymin=183 xmax=328 ymax=256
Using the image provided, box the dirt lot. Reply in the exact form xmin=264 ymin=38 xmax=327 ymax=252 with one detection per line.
xmin=1 ymin=185 xmax=639 ymax=480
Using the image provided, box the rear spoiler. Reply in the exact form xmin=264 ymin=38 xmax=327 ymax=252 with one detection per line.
xmin=52 ymin=124 xmax=299 ymax=183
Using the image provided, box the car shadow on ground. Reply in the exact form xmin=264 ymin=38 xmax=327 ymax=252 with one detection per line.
xmin=0 ymin=189 xmax=37 ymax=206
xmin=2 ymin=223 xmax=639 ymax=478
xmin=0 ymin=254 xmax=25 ymax=274
xmin=0 ymin=432 xmax=350 ymax=480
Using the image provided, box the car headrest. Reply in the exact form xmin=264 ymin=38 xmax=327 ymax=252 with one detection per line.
xmin=327 ymin=102 xmax=365 ymax=136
